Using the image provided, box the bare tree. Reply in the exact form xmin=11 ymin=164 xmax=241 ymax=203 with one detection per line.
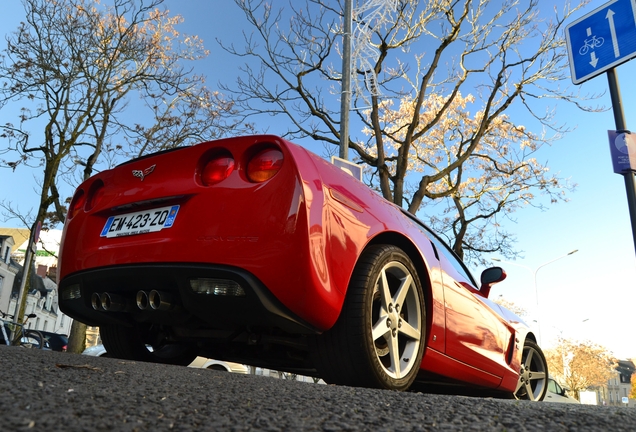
xmin=0 ymin=0 xmax=249 ymax=352
xmin=369 ymin=93 xmax=574 ymax=261
xmin=545 ymin=337 xmax=616 ymax=400
xmin=220 ymin=0 xmax=598 ymax=263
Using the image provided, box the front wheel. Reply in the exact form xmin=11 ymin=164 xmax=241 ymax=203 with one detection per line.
xmin=514 ymin=339 xmax=548 ymax=401
xmin=312 ymin=245 xmax=426 ymax=391
xmin=100 ymin=324 xmax=198 ymax=366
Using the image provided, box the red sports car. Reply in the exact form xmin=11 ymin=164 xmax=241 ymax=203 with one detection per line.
xmin=58 ymin=135 xmax=547 ymax=399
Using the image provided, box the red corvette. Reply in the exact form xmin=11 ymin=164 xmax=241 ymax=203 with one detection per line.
xmin=58 ymin=135 xmax=547 ymax=399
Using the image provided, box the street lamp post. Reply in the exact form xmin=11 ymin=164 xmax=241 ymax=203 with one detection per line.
xmin=339 ymin=0 xmax=352 ymax=160
xmin=493 ymin=249 xmax=578 ymax=345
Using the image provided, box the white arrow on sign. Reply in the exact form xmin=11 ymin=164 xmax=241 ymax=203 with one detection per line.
xmin=606 ymin=9 xmax=620 ymax=58
xmin=590 ymin=51 xmax=599 ymax=67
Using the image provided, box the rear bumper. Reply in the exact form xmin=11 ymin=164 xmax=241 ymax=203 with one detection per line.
xmin=59 ymin=263 xmax=319 ymax=334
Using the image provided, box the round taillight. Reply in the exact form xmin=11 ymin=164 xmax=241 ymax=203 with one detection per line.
xmin=85 ymin=180 xmax=105 ymax=211
xmin=67 ymin=189 xmax=86 ymax=220
xmin=202 ymin=155 xmax=235 ymax=186
xmin=247 ymin=148 xmax=283 ymax=183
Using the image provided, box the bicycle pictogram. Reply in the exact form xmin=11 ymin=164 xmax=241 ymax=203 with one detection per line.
xmin=579 ymin=35 xmax=604 ymax=55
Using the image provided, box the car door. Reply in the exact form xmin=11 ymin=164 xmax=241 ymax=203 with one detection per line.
xmin=426 ymin=234 xmax=512 ymax=378
xmin=546 ymin=378 xmax=580 ymax=403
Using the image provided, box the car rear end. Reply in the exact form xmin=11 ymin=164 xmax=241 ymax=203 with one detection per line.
xmin=59 ymin=135 xmax=328 ymax=337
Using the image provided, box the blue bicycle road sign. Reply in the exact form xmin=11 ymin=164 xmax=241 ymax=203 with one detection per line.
xmin=566 ymin=0 xmax=636 ymax=84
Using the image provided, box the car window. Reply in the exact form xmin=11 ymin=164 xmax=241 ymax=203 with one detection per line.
xmin=548 ymin=379 xmax=561 ymax=394
xmin=426 ymin=234 xmax=476 ymax=285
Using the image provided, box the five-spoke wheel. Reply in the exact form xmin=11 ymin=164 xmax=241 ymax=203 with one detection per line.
xmin=370 ymin=258 xmax=423 ymax=381
xmin=515 ymin=339 xmax=548 ymax=401
xmin=313 ymin=245 xmax=426 ymax=391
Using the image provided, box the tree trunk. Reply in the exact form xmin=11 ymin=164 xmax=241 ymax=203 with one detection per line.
xmin=66 ymin=320 xmax=87 ymax=354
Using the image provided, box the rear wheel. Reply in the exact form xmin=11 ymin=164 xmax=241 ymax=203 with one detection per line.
xmin=21 ymin=330 xmax=44 ymax=349
xmin=514 ymin=339 xmax=548 ymax=401
xmin=313 ymin=245 xmax=426 ymax=391
xmin=100 ymin=324 xmax=198 ymax=366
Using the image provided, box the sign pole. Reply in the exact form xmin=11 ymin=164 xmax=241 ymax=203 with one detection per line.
xmin=607 ymin=68 xmax=636 ymax=255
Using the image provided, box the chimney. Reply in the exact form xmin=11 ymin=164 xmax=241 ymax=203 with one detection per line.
xmin=48 ymin=266 xmax=57 ymax=283
xmin=37 ymin=264 xmax=48 ymax=278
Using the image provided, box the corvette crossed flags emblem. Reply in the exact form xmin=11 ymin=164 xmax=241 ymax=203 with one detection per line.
xmin=132 ymin=164 xmax=156 ymax=181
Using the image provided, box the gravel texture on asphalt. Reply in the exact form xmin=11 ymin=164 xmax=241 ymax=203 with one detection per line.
xmin=1 ymin=346 xmax=635 ymax=431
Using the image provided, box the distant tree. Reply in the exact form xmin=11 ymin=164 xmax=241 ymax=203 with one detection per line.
xmin=221 ymin=0 xmax=597 ymax=264
xmin=0 ymin=0 xmax=249 ymax=353
xmin=630 ymin=371 xmax=636 ymax=399
xmin=545 ymin=337 xmax=616 ymax=400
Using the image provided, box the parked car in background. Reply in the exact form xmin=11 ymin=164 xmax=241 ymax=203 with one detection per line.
xmin=40 ymin=331 xmax=68 ymax=352
xmin=60 ymin=134 xmax=548 ymax=399
xmin=82 ymin=344 xmax=108 ymax=357
xmin=188 ymin=356 xmax=249 ymax=373
xmin=546 ymin=378 xmax=580 ymax=404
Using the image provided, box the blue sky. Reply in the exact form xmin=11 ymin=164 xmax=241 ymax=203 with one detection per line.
xmin=1 ymin=0 xmax=635 ymax=360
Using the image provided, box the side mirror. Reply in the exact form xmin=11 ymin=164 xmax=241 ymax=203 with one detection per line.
xmin=480 ymin=267 xmax=507 ymax=298
xmin=27 ymin=313 xmax=37 ymax=319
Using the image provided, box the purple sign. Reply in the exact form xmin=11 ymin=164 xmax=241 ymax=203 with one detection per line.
xmin=608 ymin=130 xmax=636 ymax=173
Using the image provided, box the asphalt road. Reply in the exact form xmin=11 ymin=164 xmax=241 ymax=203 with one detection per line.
xmin=1 ymin=346 xmax=635 ymax=431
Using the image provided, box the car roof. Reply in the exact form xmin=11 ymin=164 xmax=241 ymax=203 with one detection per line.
xmin=39 ymin=331 xmax=69 ymax=338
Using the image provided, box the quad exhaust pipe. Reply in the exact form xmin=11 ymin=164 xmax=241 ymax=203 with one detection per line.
xmin=91 ymin=292 xmax=128 ymax=312
xmin=137 ymin=290 xmax=174 ymax=311
xmin=136 ymin=290 xmax=149 ymax=310
xmin=92 ymin=290 xmax=175 ymax=312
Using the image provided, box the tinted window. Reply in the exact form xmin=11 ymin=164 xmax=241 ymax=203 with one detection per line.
xmin=426 ymin=234 xmax=475 ymax=284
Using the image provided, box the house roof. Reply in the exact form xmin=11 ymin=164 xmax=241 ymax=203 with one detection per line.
xmin=0 ymin=228 xmax=30 ymax=253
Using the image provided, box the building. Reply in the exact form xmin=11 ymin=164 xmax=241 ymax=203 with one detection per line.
xmin=0 ymin=234 xmax=19 ymax=315
xmin=581 ymin=359 xmax=635 ymax=407
xmin=0 ymin=228 xmax=72 ymax=339
xmin=605 ymin=360 xmax=636 ymax=407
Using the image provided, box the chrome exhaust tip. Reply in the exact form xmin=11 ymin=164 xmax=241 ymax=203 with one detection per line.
xmin=148 ymin=290 xmax=174 ymax=311
xmin=100 ymin=292 xmax=127 ymax=312
xmin=136 ymin=290 xmax=149 ymax=310
xmin=91 ymin=292 xmax=103 ymax=311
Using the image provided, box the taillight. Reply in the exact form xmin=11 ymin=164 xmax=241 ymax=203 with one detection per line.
xmin=67 ymin=189 xmax=86 ymax=219
xmin=85 ymin=179 xmax=105 ymax=211
xmin=202 ymin=155 xmax=235 ymax=186
xmin=247 ymin=148 xmax=283 ymax=183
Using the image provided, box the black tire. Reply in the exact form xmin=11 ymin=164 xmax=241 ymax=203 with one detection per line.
xmin=514 ymin=339 xmax=548 ymax=401
xmin=21 ymin=330 xmax=44 ymax=349
xmin=312 ymin=245 xmax=426 ymax=391
xmin=100 ymin=324 xmax=198 ymax=366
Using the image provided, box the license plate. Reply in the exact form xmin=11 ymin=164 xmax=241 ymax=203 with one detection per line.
xmin=100 ymin=205 xmax=180 ymax=238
